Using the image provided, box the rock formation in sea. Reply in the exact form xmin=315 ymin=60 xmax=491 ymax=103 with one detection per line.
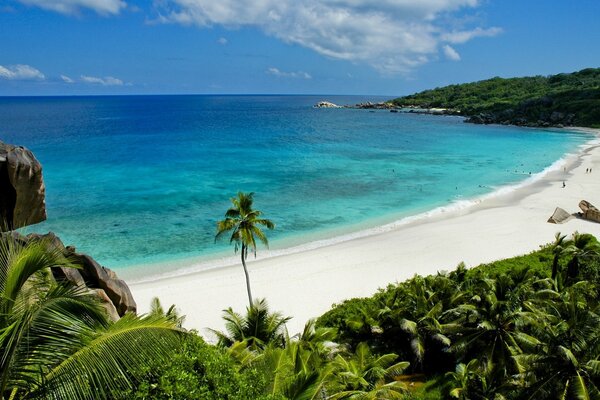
xmin=0 ymin=140 xmax=136 ymax=320
xmin=314 ymin=101 xmax=341 ymax=108
xmin=0 ymin=141 xmax=46 ymax=230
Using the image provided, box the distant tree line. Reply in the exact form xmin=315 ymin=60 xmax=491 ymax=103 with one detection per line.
xmin=390 ymin=68 xmax=600 ymax=128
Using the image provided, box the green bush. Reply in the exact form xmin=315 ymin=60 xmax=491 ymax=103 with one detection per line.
xmin=124 ymin=334 xmax=280 ymax=400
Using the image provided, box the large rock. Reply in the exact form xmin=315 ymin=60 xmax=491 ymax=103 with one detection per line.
xmin=0 ymin=141 xmax=46 ymax=230
xmin=314 ymin=101 xmax=341 ymax=108
xmin=22 ymin=232 xmax=137 ymax=319
xmin=66 ymin=250 xmax=137 ymax=316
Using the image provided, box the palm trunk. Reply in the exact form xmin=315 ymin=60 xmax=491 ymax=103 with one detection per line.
xmin=241 ymin=244 xmax=253 ymax=307
xmin=551 ymin=255 xmax=559 ymax=280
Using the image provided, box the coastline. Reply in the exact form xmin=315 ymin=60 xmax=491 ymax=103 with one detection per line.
xmin=130 ymin=128 xmax=600 ymax=337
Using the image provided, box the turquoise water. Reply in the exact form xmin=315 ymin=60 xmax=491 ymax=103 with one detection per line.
xmin=0 ymin=95 xmax=589 ymax=278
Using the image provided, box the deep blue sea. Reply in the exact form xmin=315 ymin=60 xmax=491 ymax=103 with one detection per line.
xmin=0 ymin=95 xmax=589 ymax=279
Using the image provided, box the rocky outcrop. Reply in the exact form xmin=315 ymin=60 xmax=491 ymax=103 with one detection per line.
xmin=0 ymin=141 xmax=136 ymax=321
xmin=22 ymin=232 xmax=137 ymax=321
xmin=0 ymin=141 xmax=46 ymax=230
xmin=464 ymin=97 xmax=576 ymax=127
xmin=353 ymin=101 xmax=396 ymax=110
xmin=465 ymin=111 xmax=575 ymax=127
xmin=314 ymin=101 xmax=341 ymax=108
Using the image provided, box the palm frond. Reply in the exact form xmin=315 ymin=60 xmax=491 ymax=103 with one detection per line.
xmin=33 ymin=313 xmax=184 ymax=399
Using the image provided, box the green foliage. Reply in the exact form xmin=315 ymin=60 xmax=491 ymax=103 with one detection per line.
xmin=390 ymin=67 xmax=600 ymax=127
xmin=317 ymin=232 xmax=600 ymax=399
xmin=0 ymin=234 xmax=184 ymax=400
xmin=405 ymin=375 xmax=448 ymax=400
xmin=124 ymin=334 xmax=279 ymax=400
xmin=110 ymin=232 xmax=600 ymax=399
xmin=209 ymin=298 xmax=291 ymax=350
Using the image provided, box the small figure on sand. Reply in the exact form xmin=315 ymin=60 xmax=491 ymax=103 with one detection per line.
xmin=562 ymin=181 xmax=566 ymax=188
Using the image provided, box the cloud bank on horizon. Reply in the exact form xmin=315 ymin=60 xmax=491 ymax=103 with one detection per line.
xmin=153 ymin=0 xmax=501 ymax=73
xmin=0 ymin=64 xmax=127 ymax=87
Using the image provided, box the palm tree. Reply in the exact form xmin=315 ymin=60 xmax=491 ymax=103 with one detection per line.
xmin=328 ymin=342 xmax=409 ymax=399
xmin=564 ymin=232 xmax=600 ymax=281
xmin=149 ymin=296 xmax=185 ymax=328
xmin=447 ymin=275 xmax=535 ymax=385
xmin=445 ymin=359 xmax=500 ymax=400
xmin=549 ymin=232 xmax=600 ymax=283
xmin=550 ymin=232 xmax=570 ymax=280
xmin=215 ymin=192 xmax=275 ymax=306
xmin=256 ymin=341 xmax=330 ymax=400
xmin=446 ymin=359 xmax=480 ymax=400
xmin=515 ymin=284 xmax=600 ymax=399
xmin=209 ymin=298 xmax=290 ymax=350
xmin=0 ymin=234 xmax=184 ymax=399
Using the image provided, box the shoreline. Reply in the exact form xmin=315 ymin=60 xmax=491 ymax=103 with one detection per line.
xmin=130 ymin=128 xmax=600 ymax=337
xmin=124 ymin=127 xmax=591 ymax=285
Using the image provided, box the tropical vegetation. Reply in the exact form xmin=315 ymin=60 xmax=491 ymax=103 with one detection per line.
xmin=6 ymin=226 xmax=598 ymax=399
xmin=215 ymin=192 xmax=275 ymax=306
xmin=127 ymin=231 xmax=600 ymax=400
xmin=0 ymin=234 xmax=184 ymax=400
xmin=390 ymin=67 xmax=600 ymax=127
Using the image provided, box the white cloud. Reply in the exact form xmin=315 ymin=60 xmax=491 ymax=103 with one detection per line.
xmin=154 ymin=0 xmax=501 ymax=74
xmin=0 ymin=64 xmax=45 ymax=80
xmin=61 ymin=74 xmax=75 ymax=83
xmin=217 ymin=37 xmax=228 ymax=45
xmin=266 ymin=67 xmax=312 ymax=79
xmin=442 ymin=45 xmax=461 ymax=61
xmin=17 ymin=0 xmax=126 ymax=15
xmin=441 ymin=27 xmax=503 ymax=44
xmin=81 ymin=75 xmax=124 ymax=86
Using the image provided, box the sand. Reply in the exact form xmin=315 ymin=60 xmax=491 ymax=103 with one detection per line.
xmin=130 ymin=129 xmax=600 ymax=338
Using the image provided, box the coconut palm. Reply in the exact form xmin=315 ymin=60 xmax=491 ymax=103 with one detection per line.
xmin=564 ymin=232 xmax=600 ymax=281
xmin=149 ymin=296 xmax=185 ymax=328
xmin=515 ymin=284 xmax=600 ymax=399
xmin=0 ymin=235 xmax=184 ymax=399
xmin=256 ymin=341 xmax=330 ymax=400
xmin=215 ymin=192 xmax=275 ymax=306
xmin=446 ymin=359 xmax=481 ymax=400
xmin=328 ymin=342 xmax=409 ymax=399
xmin=448 ymin=274 xmax=536 ymax=384
xmin=445 ymin=358 xmax=503 ymax=400
xmin=209 ymin=298 xmax=290 ymax=350
xmin=550 ymin=232 xmax=570 ymax=280
xmin=374 ymin=274 xmax=460 ymax=373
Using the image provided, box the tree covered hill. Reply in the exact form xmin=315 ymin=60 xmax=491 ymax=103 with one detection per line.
xmin=390 ymin=68 xmax=600 ymax=128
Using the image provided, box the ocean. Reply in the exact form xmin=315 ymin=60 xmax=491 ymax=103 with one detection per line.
xmin=0 ymin=95 xmax=589 ymax=280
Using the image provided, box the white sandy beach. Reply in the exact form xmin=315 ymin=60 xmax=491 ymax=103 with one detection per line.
xmin=131 ymin=129 xmax=600 ymax=337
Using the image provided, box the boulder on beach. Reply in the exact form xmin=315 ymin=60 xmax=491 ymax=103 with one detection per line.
xmin=24 ymin=232 xmax=138 ymax=320
xmin=0 ymin=141 xmax=46 ymax=230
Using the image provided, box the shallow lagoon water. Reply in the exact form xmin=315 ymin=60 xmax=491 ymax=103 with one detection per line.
xmin=0 ymin=95 xmax=589 ymax=278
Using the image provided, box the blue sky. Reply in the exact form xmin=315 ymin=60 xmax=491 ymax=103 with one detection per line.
xmin=1 ymin=0 xmax=599 ymax=96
